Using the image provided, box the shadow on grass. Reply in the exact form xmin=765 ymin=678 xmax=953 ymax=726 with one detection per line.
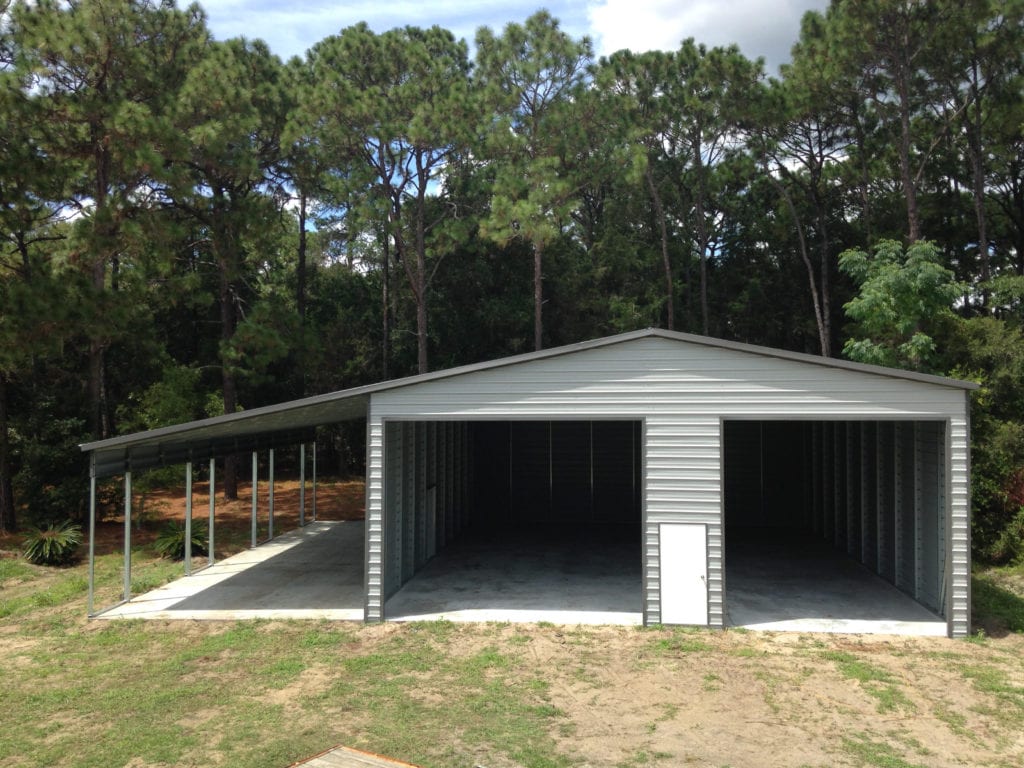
xmin=972 ymin=574 xmax=1024 ymax=637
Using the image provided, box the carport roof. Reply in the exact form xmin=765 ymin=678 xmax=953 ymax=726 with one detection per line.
xmin=80 ymin=328 xmax=977 ymax=477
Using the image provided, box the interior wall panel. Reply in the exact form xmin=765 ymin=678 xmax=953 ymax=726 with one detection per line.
xmin=876 ymin=423 xmax=896 ymax=582
xmin=897 ymin=423 xmax=917 ymax=593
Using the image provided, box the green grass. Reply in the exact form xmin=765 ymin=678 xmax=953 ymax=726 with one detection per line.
xmin=2 ymin=610 xmax=571 ymax=768
xmin=821 ymin=651 xmax=915 ymax=714
xmin=959 ymin=664 xmax=1024 ymax=715
xmin=647 ymin=626 xmax=713 ymax=655
xmin=840 ymin=734 xmax=927 ymax=768
xmin=0 ymin=557 xmax=35 ymax=581
xmin=4 ymin=549 xmax=1024 ymax=768
xmin=972 ymin=573 xmax=1024 ymax=633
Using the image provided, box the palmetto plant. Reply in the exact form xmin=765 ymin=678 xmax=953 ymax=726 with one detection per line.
xmin=22 ymin=520 xmax=83 ymax=566
xmin=153 ymin=520 xmax=208 ymax=561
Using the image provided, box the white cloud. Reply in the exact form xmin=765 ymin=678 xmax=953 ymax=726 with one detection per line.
xmin=196 ymin=1 xmax=827 ymax=71
xmin=198 ymin=1 xmax=595 ymax=59
xmin=586 ymin=0 xmax=828 ymax=72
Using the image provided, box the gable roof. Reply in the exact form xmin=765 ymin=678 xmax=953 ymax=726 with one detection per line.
xmin=81 ymin=328 xmax=977 ymax=477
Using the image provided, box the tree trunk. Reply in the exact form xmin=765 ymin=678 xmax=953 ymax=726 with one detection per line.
xmin=89 ymin=126 xmax=112 ymax=440
xmin=773 ymin=172 xmax=829 ymax=356
xmin=413 ymin=242 xmax=428 ymax=376
xmin=812 ymin=185 xmax=833 ymax=357
xmin=966 ymin=60 xmax=990 ymax=303
xmin=411 ymin=176 xmax=429 ymax=374
xmin=533 ymin=241 xmax=543 ymax=351
xmin=296 ymin=193 xmax=308 ymax=394
xmin=693 ymin=133 xmax=710 ymax=336
xmin=381 ymin=234 xmax=391 ymax=380
xmin=851 ymin=98 xmax=873 ymax=243
xmin=297 ymin=193 xmax=308 ymax=326
xmin=895 ymin=67 xmax=921 ymax=242
xmin=0 ymin=375 xmax=15 ymax=533
xmin=218 ymin=241 xmax=239 ymax=500
xmin=645 ymin=165 xmax=674 ymax=330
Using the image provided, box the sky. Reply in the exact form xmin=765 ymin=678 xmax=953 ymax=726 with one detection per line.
xmin=197 ymin=0 xmax=830 ymax=75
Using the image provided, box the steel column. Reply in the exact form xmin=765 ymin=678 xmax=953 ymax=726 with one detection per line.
xmin=185 ymin=461 xmax=193 ymax=576
xmin=299 ymin=443 xmax=306 ymax=527
xmin=123 ymin=470 xmax=132 ymax=602
xmin=87 ymin=457 xmax=97 ymax=616
xmin=268 ymin=448 xmax=275 ymax=540
xmin=312 ymin=441 xmax=317 ymax=522
xmin=251 ymin=451 xmax=258 ymax=548
xmin=208 ymin=458 xmax=215 ymax=566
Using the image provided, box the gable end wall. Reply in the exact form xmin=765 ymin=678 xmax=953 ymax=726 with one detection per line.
xmin=364 ymin=337 xmax=970 ymax=633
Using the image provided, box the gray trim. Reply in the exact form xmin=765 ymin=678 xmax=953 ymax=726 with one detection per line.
xmin=640 ymin=418 xmax=649 ymax=626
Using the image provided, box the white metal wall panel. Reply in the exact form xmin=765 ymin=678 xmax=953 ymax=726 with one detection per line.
xmin=643 ymin=521 xmax=660 ymax=624
xmin=364 ymin=335 xmax=971 ymax=633
xmin=370 ymin=337 xmax=965 ymax=419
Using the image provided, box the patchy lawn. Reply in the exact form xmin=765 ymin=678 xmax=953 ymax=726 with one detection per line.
xmin=2 ymin=480 xmax=1024 ymax=768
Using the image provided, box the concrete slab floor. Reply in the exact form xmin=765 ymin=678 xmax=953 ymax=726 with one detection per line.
xmin=385 ymin=530 xmax=644 ymax=625
xmin=96 ymin=521 xmax=365 ymax=621
xmin=725 ymin=530 xmax=948 ymax=636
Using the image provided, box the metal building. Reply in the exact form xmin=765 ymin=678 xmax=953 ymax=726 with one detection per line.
xmin=81 ymin=329 xmax=976 ymax=637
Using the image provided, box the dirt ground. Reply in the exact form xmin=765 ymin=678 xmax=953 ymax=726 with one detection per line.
xmin=5 ymin=480 xmax=1024 ymax=767
xmin=527 ymin=626 xmax=1024 ymax=768
xmin=86 ymin=476 xmax=366 ymax=557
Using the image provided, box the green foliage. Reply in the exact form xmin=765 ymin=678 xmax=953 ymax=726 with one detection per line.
xmin=116 ymin=363 xmax=208 ymax=434
xmin=839 ymin=240 xmax=964 ymax=372
xmin=22 ymin=520 xmax=83 ymax=566
xmin=153 ymin=519 xmax=209 ymax=561
xmin=944 ymin=317 xmax=1024 ymax=561
xmin=0 ymin=2 xmax=1023 ymax=565
xmin=13 ymin=407 xmax=91 ymax=526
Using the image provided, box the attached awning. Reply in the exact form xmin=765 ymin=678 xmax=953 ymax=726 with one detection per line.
xmin=80 ymin=389 xmax=371 ymax=478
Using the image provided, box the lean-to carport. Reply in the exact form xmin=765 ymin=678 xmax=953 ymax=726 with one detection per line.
xmin=80 ymin=388 xmax=373 ymax=618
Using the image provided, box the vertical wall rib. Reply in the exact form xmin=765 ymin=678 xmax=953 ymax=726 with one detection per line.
xmin=365 ymin=416 xmax=385 ymax=622
xmin=949 ymin=409 xmax=971 ymax=637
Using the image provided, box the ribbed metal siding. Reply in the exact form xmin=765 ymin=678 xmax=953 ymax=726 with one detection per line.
xmin=364 ymin=415 xmax=385 ymax=622
xmin=949 ymin=411 xmax=971 ymax=637
xmin=367 ymin=336 xmax=970 ymax=633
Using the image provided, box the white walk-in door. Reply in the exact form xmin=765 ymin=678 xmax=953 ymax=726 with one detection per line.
xmin=660 ymin=523 xmax=708 ymax=624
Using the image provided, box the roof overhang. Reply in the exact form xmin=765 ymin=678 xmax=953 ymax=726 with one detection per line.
xmin=82 ymin=391 xmax=371 ymax=478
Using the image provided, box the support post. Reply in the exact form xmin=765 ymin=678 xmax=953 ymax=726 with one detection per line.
xmin=268 ymin=448 xmax=275 ymax=540
xmin=299 ymin=443 xmax=306 ymax=527
xmin=185 ymin=461 xmax=193 ymax=576
xmin=123 ymin=470 xmax=133 ymax=602
xmin=251 ymin=451 xmax=258 ymax=548
xmin=312 ymin=441 xmax=317 ymax=522
xmin=87 ymin=457 xmax=97 ymax=616
xmin=208 ymin=458 xmax=215 ymax=566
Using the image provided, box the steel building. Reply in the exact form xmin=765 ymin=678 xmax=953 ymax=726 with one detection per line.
xmin=82 ymin=329 xmax=976 ymax=636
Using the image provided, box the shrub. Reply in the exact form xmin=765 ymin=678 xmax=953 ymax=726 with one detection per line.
xmin=22 ymin=520 xmax=83 ymax=566
xmin=153 ymin=519 xmax=208 ymax=561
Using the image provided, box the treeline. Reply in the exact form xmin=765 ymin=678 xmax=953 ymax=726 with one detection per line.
xmin=1 ymin=0 xmax=1023 ymax=560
